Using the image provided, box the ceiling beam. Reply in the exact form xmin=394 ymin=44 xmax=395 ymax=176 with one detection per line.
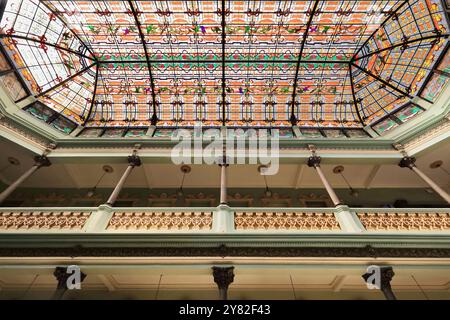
xmin=98 ymin=275 xmax=115 ymax=292
xmin=294 ymin=164 xmax=305 ymax=189
xmin=331 ymin=275 xmax=348 ymax=292
xmin=62 ymin=164 xmax=83 ymax=189
xmin=142 ymin=165 xmax=153 ymax=189
xmin=364 ymin=165 xmax=381 ymax=189
xmin=290 ymin=0 xmax=320 ymax=124
xmin=127 ymin=0 xmax=158 ymax=125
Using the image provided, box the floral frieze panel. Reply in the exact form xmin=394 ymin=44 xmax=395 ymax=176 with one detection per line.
xmin=0 ymin=211 xmax=91 ymax=230
xmin=357 ymin=212 xmax=450 ymax=231
xmin=107 ymin=211 xmax=213 ymax=231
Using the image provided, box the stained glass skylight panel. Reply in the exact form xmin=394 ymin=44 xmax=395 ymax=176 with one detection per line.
xmin=0 ymin=0 xmax=449 ymax=135
xmin=303 ymin=1 xmax=403 ymax=62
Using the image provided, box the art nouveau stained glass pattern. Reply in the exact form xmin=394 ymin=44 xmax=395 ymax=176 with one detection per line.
xmin=355 ymin=37 xmax=446 ymax=95
xmin=0 ymin=0 xmax=93 ymax=95
xmin=371 ymin=103 xmax=424 ymax=134
xmin=0 ymin=0 xmax=449 ymax=133
xmin=355 ymin=0 xmax=448 ymax=58
xmin=420 ymin=44 xmax=450 ymax=102
xmin=351 ymin=64 xmax=410 ymax=124
xmin=38 ymin=64 xmax=96 ymax=123
xmin=154 ymin=61 xmax=223 ymax=126
xmin=0 ymin=71 xmax=27 ymax=101
xmin=421 ymin=72 xmax=449 ymax=102
xmin=88 ymin=62 xmax=151 ymax=125
xmin=303 ymin=1 xmax=402 ymax=61
xmin=293 ymin=62 xmax=360 ymax=127
xmin=24 ymin=101 xmax=78 ymax=134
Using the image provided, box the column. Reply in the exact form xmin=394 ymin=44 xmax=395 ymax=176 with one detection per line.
xmin=399 ymin=156 xmax=450 ymax=204
xmin=362 ymin=266 xmax=396 ymax=300
xmin=219 ymin=162 xmax=228 ymax=205
xmin=212 ymin=266 xmax=235 ymax=300
xmin=0 ymin=155 xmax=51 ymax=204
xmin=106 ymin=154 xmax=141 ymax=206
xmin=307 ymin=155 xmax=341 ymax=206
xmin=52 ymin=266 xmax=86 ymax=300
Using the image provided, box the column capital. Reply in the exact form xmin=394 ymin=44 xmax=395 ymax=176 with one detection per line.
xmin=34 ymin=155 xmax=51 ymax=167
xmin=212 ymin=266 xmax=235 ymax=290
xmin=127 ymin=154 xmax=141 ymax=167
xmin=307 ymin=155 xmax=321 ymax=167
xmin=398 ymin=156 xmax=416 ymax=169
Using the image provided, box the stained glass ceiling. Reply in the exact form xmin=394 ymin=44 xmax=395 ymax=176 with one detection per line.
xmin=0 ymin=0 xmax=449 ymax=132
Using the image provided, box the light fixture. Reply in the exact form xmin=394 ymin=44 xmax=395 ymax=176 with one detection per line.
xmin=333 ymin=165 xmax=359 ymax=198
xmin=430 ymin=160 xmax=450 ymax=175
xmin=258 ymin=165 xmax=272 ymax=197
xmin=0 ymin=157 xmax=20 ymax=174
xmin=87 ymin=165 xmax=113 ymax=198
xmin=177 ymin=165 xmax=191 ymax=197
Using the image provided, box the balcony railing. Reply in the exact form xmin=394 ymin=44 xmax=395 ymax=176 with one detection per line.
xmin=0 ymin=205 xmax=448 ymax=234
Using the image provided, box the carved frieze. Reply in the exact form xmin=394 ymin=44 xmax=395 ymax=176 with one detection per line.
xmin=0 ymin=211 xmax=91 ymax=229
xmin=235 ymin=211 xmax=340 ymax=230
xmin=357 ymin=212 xmax=450 ymax=231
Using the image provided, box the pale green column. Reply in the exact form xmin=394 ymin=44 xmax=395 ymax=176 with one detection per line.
xmin=213 ymin=204 xmax=234 ymax=233
xmin=334 ymin=205 xmax=365 ymax=233
xmin=84 ymin=204 xmax=114 ymax=232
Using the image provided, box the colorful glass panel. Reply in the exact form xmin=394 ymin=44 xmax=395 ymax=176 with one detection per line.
xmin=125 ymin=128 xmax=147 ymax=137
xmin=372 ymin=117 xmax=399 ymax=134
xmin=78 ymin=127 xmax=103 ymax=138
xmin=102 ymin=128 xmax=126 ymax=138
xmin=394 ymin=103 xmax=424 ymax=122
xmin=0 ymin=71 xmax=27 ymax=101
xmin=420 ymin=72 xmax=449 ymax=102
xmin=50 ymin=115 xmax=77 ymax=134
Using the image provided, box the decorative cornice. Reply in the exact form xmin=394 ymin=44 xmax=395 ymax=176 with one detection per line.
xmin=0 ymin=116 xmax=50 ymax=149
xmin=402 ymin=117 xmax=450 ymax=152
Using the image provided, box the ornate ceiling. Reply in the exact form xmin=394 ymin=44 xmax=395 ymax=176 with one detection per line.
xmin=0 ymin=0 xmax=449 ymax=134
